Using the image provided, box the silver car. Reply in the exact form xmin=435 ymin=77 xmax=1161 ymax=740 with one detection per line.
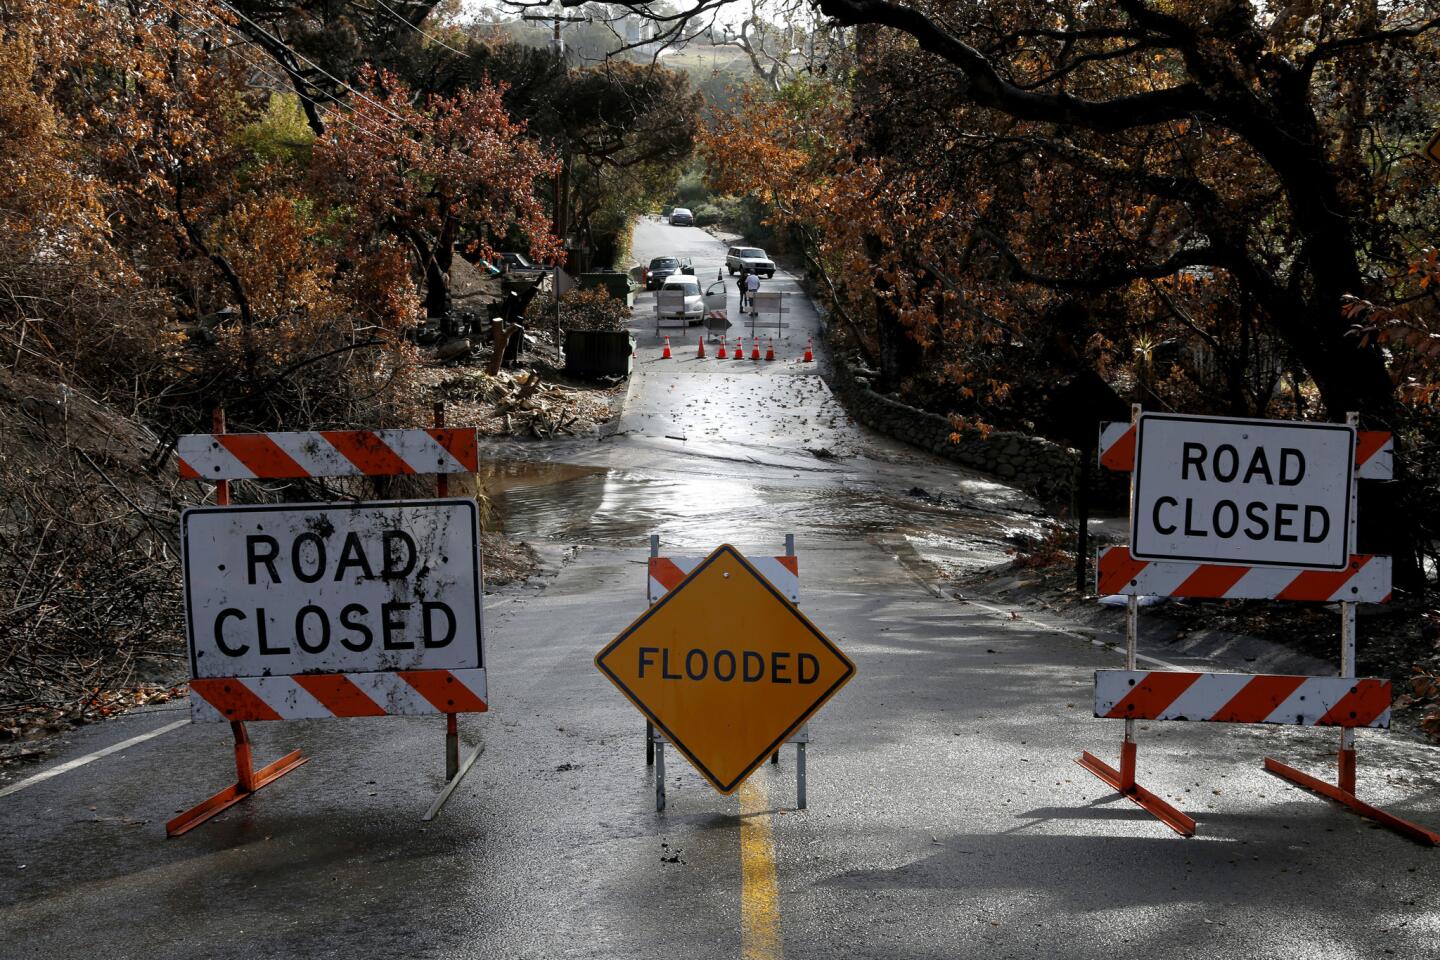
xmin=655 ymin=276 xmax=727 ymax=326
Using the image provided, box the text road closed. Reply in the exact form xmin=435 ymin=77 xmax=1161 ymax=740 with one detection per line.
xmin=1131 ymin=414 xmax=1354 ymax=569
xmin=182 ymin=499 xmax=482 ymax=678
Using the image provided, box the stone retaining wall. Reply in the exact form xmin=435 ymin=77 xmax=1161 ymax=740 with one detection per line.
xmin=826 ymin=353 xmax=1084 ymax=503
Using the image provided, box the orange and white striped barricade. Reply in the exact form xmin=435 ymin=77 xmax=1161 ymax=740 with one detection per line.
xmin=643 ymin=534 xmax=807 ymax=811
xmin=704 ymin=310 xmax=731 ymax=343
xmin=1080 ymin=406 xmax=1438 ymax=843
xmin=168 ymin=405 xmax=487 ymax=836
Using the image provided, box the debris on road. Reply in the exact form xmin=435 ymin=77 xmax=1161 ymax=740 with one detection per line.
xmin=420 ymin=367 xmax=622 ymax=439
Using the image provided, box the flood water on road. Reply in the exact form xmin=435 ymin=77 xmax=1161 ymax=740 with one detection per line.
xmin=477 ymin=451 xmax=1042 ymax=574
xmin=475 ymin=215 xmax=1050 ymax=574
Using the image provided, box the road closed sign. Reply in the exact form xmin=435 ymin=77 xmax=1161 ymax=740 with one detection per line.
xmin=596 ymin=544 xmax=854 ymax=793
xmin=1131 ymin=414 xmax=1355 ymax=570
xmin=182 ymin=499 xmax=483 ymax=679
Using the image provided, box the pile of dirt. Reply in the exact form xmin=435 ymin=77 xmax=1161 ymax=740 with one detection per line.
xmin=482 ymin=531 xmax=540 ymax=586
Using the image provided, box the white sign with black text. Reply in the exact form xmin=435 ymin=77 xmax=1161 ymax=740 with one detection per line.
xmin=182 ymin=499 xmax=483 ymax=679
xmin=1130 ymin=414 xmax=1354 ymax=570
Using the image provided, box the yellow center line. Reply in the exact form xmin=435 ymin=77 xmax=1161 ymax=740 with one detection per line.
xmin=739 ymin=778 xmax=783 ymax=960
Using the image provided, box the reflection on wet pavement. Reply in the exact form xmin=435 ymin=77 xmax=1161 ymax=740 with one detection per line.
xmin=477 ymin=217 xmax=1048 ymax=577
xmin=484 ymin=458 xmax=1041 ymax=574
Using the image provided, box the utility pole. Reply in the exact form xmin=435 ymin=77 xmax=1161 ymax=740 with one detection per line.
xmin=523 ymin=12 xmax=586 ymax=362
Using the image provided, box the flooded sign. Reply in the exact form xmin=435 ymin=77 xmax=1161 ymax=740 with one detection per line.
xmin=595 ymin=544 xmax=854 ymax=793
xmin=1130 ymin=414 xmax=1354 ymax=570
xmin=182 ymin=499 xmax=483 ymax=679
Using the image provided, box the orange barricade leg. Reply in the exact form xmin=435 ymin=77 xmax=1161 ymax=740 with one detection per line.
xmin=1076 ymin=745 xmax=1196 ymax=837
xmin=1263 ymin=749 xmax=1440 ymax=846
xmin=1264 ymin=590 xmax=1440 ymax=846
xmin=166 ymin=721 xmax=307 ymax=838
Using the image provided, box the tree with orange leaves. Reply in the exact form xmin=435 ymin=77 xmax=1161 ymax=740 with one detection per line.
xmin=314 ymin=66 xmax=560 ymax=331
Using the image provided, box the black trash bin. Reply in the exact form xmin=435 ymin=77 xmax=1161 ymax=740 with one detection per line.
xmin=564 ymin=329 xmax=635 ymax=379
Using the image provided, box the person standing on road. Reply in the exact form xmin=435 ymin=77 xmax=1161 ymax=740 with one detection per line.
xmin=737 ymin=267 xmax=750 ymax=311
xmin=745 ymin=270 xmax=761 ymax=316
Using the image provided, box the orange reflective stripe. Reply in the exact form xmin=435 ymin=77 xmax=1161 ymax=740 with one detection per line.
xmin=217 ymin=434 xmax=307 ymax=478
xmin=649 ymin=557 xmax=687 ymax=590
xmin=1099 ymin=424 xmax=1136 ymax=470
xmin=321 ymin=430 xmax=413 ymax=476
xmin=190 ymin=679 xmax=283 ymax=722
xmin=1278 ymin=556 xmax=1371 ymax=601
xmin=1173 ymin=564 xmax=1247 ymax=598
xmin=293 ymin=674 xmax=386 ymax=717
xmin=1212 ymin=675 xmax=1306 ymax=723
xmin=1355 ymin=431 xmax=1389 ymax=468
xmin=430 ymin=428 xmax=478 ymax=471
xmin=775 ymin=556 xmax=798 ymax=574
xmin=1097 ymin=548 xmax=1149 ymax=595
xmin=399 ymin=670 xmax=488 ymax=713
xmin=1318 ymin=679 xmax=1392 ymax=727
xmin=1104 ymin=672 xmax=1200 ymax=720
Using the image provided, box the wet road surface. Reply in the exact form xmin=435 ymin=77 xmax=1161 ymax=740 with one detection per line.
xmin=4 ymin=220 xmax=1440 ymax=959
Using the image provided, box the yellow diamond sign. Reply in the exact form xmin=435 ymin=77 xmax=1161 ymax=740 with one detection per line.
xmin=595 ymin=544 xmax=855 ymax=794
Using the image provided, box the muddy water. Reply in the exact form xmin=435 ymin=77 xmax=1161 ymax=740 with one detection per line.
xmin=479 ymin=455 xmax=1040 ymax=575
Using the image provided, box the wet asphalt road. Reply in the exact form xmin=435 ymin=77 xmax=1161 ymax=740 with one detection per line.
xmin=4 ymin=220 xmax=1440 ymax=959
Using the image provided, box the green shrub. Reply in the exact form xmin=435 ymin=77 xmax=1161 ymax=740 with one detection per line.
xmin=692 ymin=202 xmax=725 ymax=226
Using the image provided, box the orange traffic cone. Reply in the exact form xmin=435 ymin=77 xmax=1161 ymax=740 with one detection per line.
xmin=697 ymin=336 xmax=706 ymax=360
xmin=717 ymin=336 xmax=727 ymax=359
xmin=662 ymin=337 xmax=671 ymax=359
xmin=751 ymin=339 xmax=761 ymax=361
xmin=765 ymin=338 xmax=775 ymax=362
xmin=735 ymin=337 xmax=746 ymax=361
xmin=803 ymin=338 xmax=814 ymax=363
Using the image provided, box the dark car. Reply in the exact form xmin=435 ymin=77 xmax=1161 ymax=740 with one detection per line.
xmin=644 ymin=256 xmax=694 ymax=290
xmin=669 ymin=207 xmax=694 ymax=226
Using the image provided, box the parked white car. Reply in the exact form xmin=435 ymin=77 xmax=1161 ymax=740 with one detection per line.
xmin=655 ymin=276 xmax=727 ymax=327
xmin=725 ymin=246 xmax=775 ymax=278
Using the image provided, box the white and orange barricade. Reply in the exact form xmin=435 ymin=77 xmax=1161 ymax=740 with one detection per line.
xmin=168 ymin=405 xmax=487 ymax=836
xmin=642 ymin=534 xmax=809 ymax=810
xmin=1080 ymin=406 xmax=1438 ymax=844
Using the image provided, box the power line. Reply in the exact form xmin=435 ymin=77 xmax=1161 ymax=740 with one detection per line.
xmin=152 ymin=0 xmax=422 ymax=154
xmin=211 ymin=0 xmax=418 ymax=130
xmin=371 ymin=0 xmax=472 ymax=59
